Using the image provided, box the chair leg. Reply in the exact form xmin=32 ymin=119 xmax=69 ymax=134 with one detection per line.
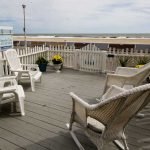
xmin=136 ymin=113 xmax=145 ymax=118
xmin=0 ymin=105 xmax=2 ymax=113
xmin=36 ymin=76 xmax=42 ymax=83
xmin=121 ymin=139 xmax=129 ymax=150
xmin=113 ymin=140 xmax=125 ymax=150
xmin=66 ymin=123 xmax=85 ymax=150
xmin=18 ymin=97 xmax=25 ymax=116
xmin=10 ymin=102 xmax=14 ymax=113
xmin=39 ymin=76 xmax=42 ymax=83
xmin=30 ymin=79 xmax=35 ymax=92
xmin=11 ymin=102 xmax=17 ymax=113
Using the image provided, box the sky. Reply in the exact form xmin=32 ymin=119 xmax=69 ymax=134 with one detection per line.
xmin=0 ymin=0 xmax=150 ymax=34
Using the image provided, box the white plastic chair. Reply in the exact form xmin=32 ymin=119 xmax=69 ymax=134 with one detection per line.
xmin=5 ymin=49 xmax=42 ymax=92
xmin=0 ymin=76 xmax=25 ymax=116
xmin=67 ymin=84 xmax=150 ymax=150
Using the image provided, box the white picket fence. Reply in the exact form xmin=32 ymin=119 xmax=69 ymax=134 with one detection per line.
xmin=79 ymin=45 xmax=106 ymax=72
xmin=108 ymin=47 xmax=149 ymax=55
xmin=106 ymin=46 xmax=150 ymax=72
xmin=48 ymin=45 xmax=75 ymax=69
xmin=0 ymin=43 xmax=149 ymax=75
xmin=48 ymin=44 xmax=107 ymax=72
xmin=0 ymin=45 xmax=48 ymax=75
xmin=0 ymin=44 xmax=107 ymax=75
xmin=106 ymin=54 xmax=150 ymax=72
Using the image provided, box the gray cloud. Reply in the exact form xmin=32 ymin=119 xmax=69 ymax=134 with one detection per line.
xmin=0 ymin=0 xmax=149 ymax=33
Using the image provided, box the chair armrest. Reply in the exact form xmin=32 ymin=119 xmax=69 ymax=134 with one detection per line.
xmin=0 ymin=76 xmax=17 ymax=86
xmin=103 ymin=73 xmax=131 ymax=93
xmin=0 ymin=76 xmax=16 ymax=81
xmin=70 ymin=92 xmax=92 ymax=108
xmin=0 ymin=86 xmax=16 ymax=94
xmin=107 ymin=73 xmax=130 ymax=84
xmin=115 ymin=67 xmax=138 ymax=75
xmin=11 ymin=69 xmax=29 ymax=73
xmin=70 ymin=92 xmax=92 ymax=125
xmin=101 ymin=85 xmax=126 ymax=101
xmin=21 ymin=64 xmax=38 ymax=67
xmin=21 ymin=64 xmax=39 ymax=71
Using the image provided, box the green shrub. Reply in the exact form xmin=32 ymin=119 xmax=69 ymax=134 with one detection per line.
xmin=36 ymin=56 xmax=49 ymax=65
xmin=118 ymin=56 xmax=130 ymax=67
xmin=136 ymin=56 xmax=150 ymax=65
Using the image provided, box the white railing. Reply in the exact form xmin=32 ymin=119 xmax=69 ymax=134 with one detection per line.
xmin=106 ymin=54 xmax=150 ymax=72
xmin=0 ymin=46 xmax=47 ymax=76
xmin=0 ymin=44 xmax=107 ymax=75
xmin=48 ymin=45 xmax=75 ymax=69
xmin=108 ymin=47 xmax=149 ymax=55
xmin=16 ymin=45 xmax=47 ymax=67
xmin=0 ymin=44 xmax=149 ymax=75
xmin=79 ymin=44 xmax=107 ymax=72
xmin=48 ymin=44 xmax=107 ymax=72
xmin=106 ymin=47 xmax=150 ymax=72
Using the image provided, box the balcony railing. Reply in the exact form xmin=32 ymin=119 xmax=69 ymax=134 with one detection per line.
xmin=0 ymin=43 xmax=150 ymax=76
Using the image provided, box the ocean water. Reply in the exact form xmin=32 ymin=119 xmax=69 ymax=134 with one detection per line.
xmin=14 ymin=33 xmax=150 ymax=38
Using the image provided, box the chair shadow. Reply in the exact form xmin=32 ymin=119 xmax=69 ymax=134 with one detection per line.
xmin=14 ymin=129 xmax=97 ymax=150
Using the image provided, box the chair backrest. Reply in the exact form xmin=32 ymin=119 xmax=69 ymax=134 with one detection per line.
xmin=132 ymin=68 xmax=150 ymax=86
xmin=132 ymin=62 xmax=150 ymax=85
xmin=88 ymin=84 xmax=150 ymax=141
xmin=139 ymin=62 xmax=150 ymax=72
xmin=104 ymin=63 xmax=150 ymax=94
xmin=105 ymin=84 xmax=150 ymax=140
xmin=5 ymin=49 xmax=22 ymax=71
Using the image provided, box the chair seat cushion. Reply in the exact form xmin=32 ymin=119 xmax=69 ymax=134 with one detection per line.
xmin=87 ymin=117 xmax=105 ymax=133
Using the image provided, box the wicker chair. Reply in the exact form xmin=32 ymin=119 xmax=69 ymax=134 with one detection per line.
xmin=0 ymin=76 xmax=25 ymax=116
xmin=103 ymin=62 xmax=150 ymax=94
xmin=67 ymin=84 xmax=150 ymax=150
xmin=5 ymin=49 xmax=42 ymax=92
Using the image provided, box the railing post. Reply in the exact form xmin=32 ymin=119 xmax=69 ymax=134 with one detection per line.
xmin=74 ymin=49 xmax=80 ymax=70
xmin=101 ymin=51 xmax=107 ymax=73
xmin=0 ymin=52 xmax=4 ymax=76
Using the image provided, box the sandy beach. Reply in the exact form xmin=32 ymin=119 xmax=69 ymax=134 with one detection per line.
xmin=13 ymin=36 xmax=150 ymax=45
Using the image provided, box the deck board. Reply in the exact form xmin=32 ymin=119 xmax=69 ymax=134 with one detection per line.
xmin=0 ymin=69 xmax=150 ymax=150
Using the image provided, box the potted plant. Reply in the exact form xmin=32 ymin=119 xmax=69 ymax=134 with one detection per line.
xmin=52 ymin=54 xmax=63 ymax=72
xmin=36 ymin=56 xmax=49 ymax=72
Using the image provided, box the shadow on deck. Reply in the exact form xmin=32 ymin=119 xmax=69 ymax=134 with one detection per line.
xmin=0 ymin=69 xmax=150 ymax=150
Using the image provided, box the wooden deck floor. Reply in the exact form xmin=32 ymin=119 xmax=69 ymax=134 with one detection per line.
xmin=0 ymin=69 xmax=150 ymax=150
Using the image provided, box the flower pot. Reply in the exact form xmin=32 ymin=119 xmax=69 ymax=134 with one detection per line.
xmin=53 ymin=63 xmax=62 ymax=73
xmin=38 ymin=64 xmax=47 ymax=72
